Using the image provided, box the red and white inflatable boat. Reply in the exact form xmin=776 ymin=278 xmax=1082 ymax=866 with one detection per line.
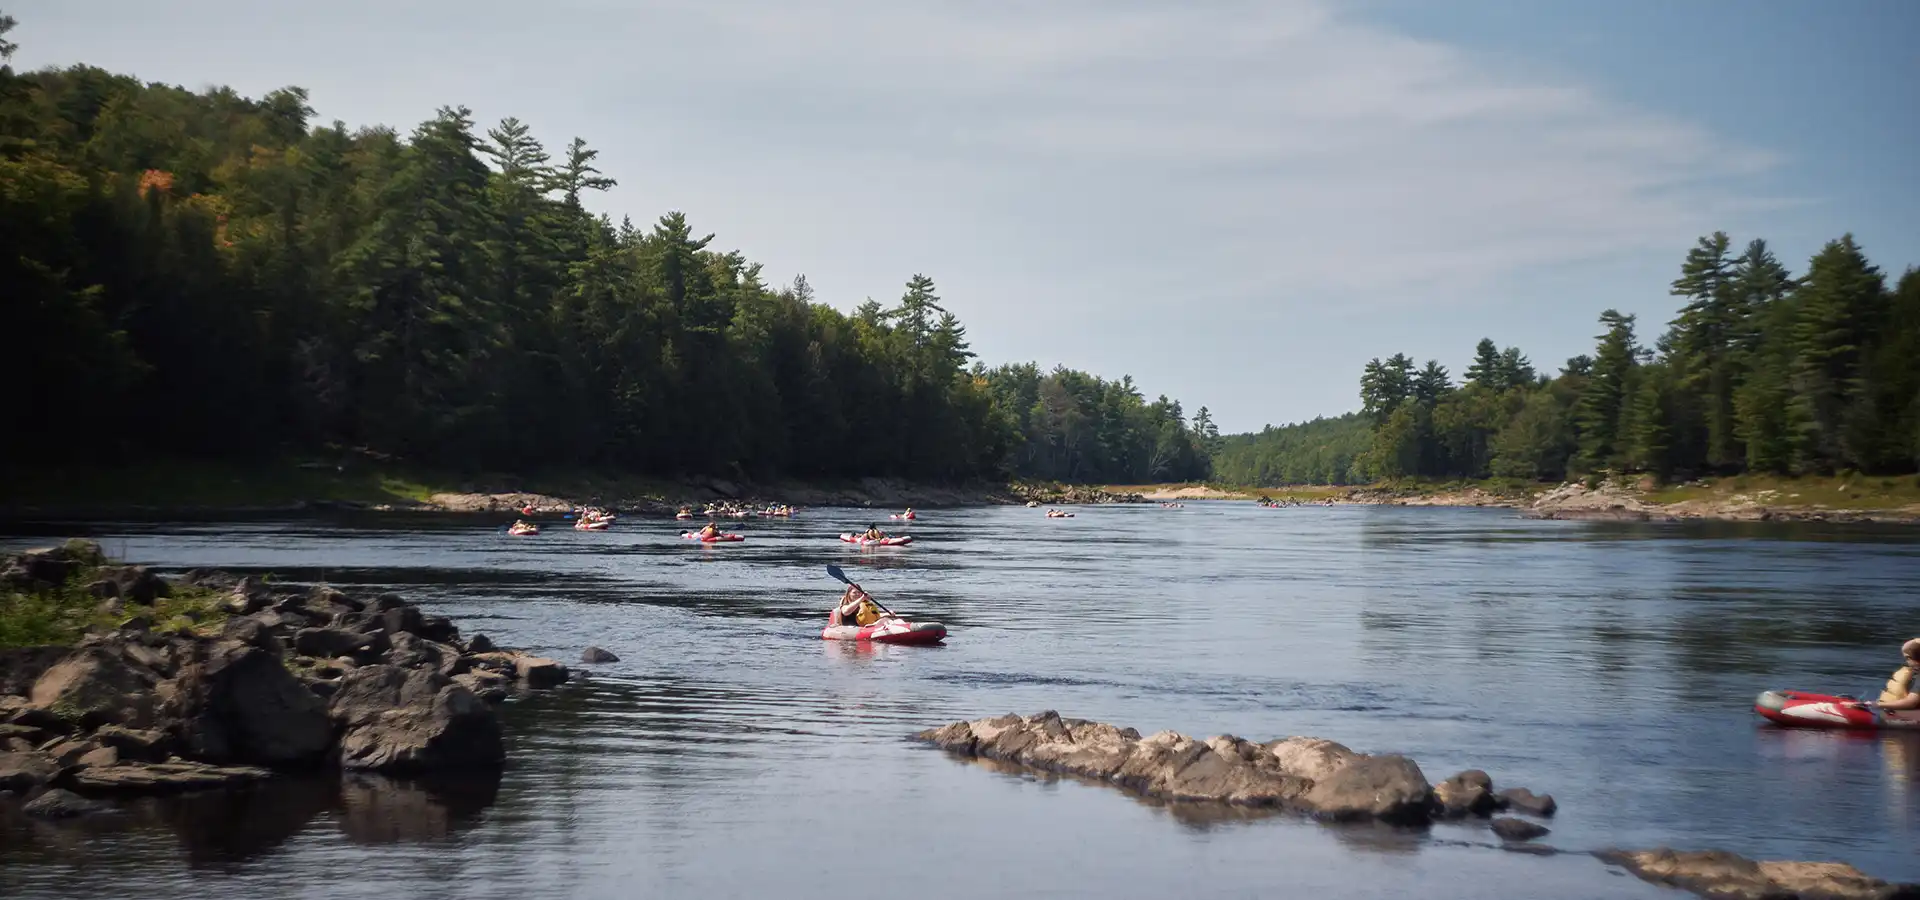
xmin=574 ymin=520 xmax=610 ymax=531
xmin=1754 ymin=690 xmax=1920 ymax=730
xmin=840 ymin=533 xmax=913 ymax=546
xmin=683 ymin=531 xmax=745 ymax=543
xmin=821 ymin=617 xmax=946 ymax=645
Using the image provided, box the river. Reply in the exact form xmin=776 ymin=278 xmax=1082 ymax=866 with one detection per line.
xmin=2 ymin=502 xmax=1915 ymax=899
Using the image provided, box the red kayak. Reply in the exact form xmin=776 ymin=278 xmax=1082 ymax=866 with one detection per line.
xmin=840 ymin=533 xmax=913 ymax=547
xmin=821 ymin=617 xmax=946 ymax=645
xmin=683 ymin=532 xmax=745 ymax=543
xmin=1754 ymin=690 xmax=1920 ymax=730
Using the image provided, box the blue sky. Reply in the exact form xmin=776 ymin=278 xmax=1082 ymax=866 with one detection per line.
xmin=10 ymin=0 xmax=1916 ymax=432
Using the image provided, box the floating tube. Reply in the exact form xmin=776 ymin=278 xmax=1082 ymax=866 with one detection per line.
xmin=1754 ymin=689 xmax=1920 ymax=729
xmin=683 ymin=532 xmax=745 ymax=543
xmin=574 ymin=520 xmax=610 ymax=531
xmin=840 ymin=533 xmax=913 ymax=546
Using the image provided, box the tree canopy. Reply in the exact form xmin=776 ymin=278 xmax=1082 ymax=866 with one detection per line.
xmin=1215 ymin=233 xmax=1919 ymax=486
xmin=0 ymin=44 xmax=1212 ymax=484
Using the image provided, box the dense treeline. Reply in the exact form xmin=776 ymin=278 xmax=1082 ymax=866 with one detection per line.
xmin=1212 ymin=414 xmax=1372 ymax=486
xmin=0 ymin=26 xmax=1210 ymax=484
xmin=1215 ymin=233 xmax=1920 ymax=486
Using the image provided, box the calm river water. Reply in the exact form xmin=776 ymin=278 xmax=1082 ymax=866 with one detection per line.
xmin=1 ymin=502 xmax=1916 ymax=899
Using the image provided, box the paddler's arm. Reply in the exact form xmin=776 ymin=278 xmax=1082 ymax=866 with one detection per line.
xmin=1877 ymin=693 xmax=1920 ymax=712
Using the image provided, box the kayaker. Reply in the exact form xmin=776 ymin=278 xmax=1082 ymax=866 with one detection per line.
xmin=832 ymin=584 xmax=885 ymax=627
xmin=862 ymin=524 xmax=887 ymax=541
xmin=698 ymin=521 xmax=721 ymax=539
xmin=1869 ymin=639 xmax=1920 ymax=711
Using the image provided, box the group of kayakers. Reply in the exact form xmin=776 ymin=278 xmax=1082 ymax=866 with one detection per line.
xmin=678 ymin=502 xmax=796 ymax=519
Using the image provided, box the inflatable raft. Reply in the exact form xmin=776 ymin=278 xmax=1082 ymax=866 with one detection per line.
xmin=840 ymin=533 xmax=913 ymax=546
xmin=821 ymin=617 xmax=946 ymax=645
xmin=889 ymin=513 xmax=917 ymax=520
xmin=683 ymin=531 xmax=745 ymax=543
xmin=1754 ymin=689 xmax=1920 ymax=730
xmin=508 ymin=525 xmax=539 ymax=536
xmin=574 ymin=520 xmax=610 ymax=531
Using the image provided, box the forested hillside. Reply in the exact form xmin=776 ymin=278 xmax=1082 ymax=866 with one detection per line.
xmin=0 ymin=19 xmax=1210 ymax=484
xmin=1215 ymin=233 xmax=1919 ymax=487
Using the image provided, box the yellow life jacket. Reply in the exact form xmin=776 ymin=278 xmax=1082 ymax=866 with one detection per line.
xmin=852 ymin=600 xmax=883 ymax=626
xmin=1880 ymin=666 xmax=1915 ymax=704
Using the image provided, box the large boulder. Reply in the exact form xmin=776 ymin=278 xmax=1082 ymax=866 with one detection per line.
xmin=29 ymin=646 xmax=156 ymax=728
xmin=330 ymin=665 xmax=503 ymax=772
xmin=1498 ymin=786 xmax=1557 ymax=817
xmin=92 ymin=565 xmax=171 ymax=605
xmin=23 ymin=787 xmax=116 ymax=819
xmin=1434 ymin=769 xmax=1497 ymax=818
xmin=1 ymin=540 xmax=106 ymax=590
xmin=293 ymin=627 xmax=376 ymax=659
xmin=170 ymin=640 xmax=332 ymax=766
xmin=1301 ymin=753 xmax=1433 ymax=824
xmin=0 ymin=751 xmax=56 ymax=791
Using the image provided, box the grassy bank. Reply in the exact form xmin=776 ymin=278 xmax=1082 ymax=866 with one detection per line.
xmin=1645 ymin=473 xmax=1920 ymax=511
xmin=1 ymin=540 xmax=230 ymax=648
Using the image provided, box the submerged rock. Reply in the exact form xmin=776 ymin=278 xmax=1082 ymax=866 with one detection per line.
xmin=1498 ymin=786 xmax=1557 ymax=817
xmin=1597 ymin=849 xmax=1920 ymax=900
xmin=1490 ymin=817 xmax=1549 ymax=842
xmin=580 ymin=646 xmax=619 ymax=663
xmin=914 ymin=711 xmax=1521 ymax=826
xmin=23 ymin=787 xmax=116 ymax=819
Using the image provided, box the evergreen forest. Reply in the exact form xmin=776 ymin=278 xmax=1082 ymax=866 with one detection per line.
xmin=0 ymin=19 xmax=1213 ymax=485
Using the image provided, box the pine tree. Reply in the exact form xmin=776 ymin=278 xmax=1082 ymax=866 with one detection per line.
xmin=1574 ymin=310 xmax=1639 ymax=472
xmin=1791 ymin=234 xmax=1886 ymax=470
xmin=1465 ymin=338 xmax=1502 ymax=389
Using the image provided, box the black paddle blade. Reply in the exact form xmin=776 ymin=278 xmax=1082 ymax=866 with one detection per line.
xmin=825 ymin=564 xmax=851 ymax=584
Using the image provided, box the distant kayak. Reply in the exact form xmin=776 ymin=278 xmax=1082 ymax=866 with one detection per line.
xmin=1045 ymin=512 xmax=1075 ymax=518
xmin=574 ymin=520 xmax=610 ymax=531
xmin=889 ymin=513 xmax=917 ymax=520
xmin=821 ymin=618 xmax=946 ymax=645
xmin=675 ymin=512 xmax=694 ymax=520
xmin=683 ymin=532 xmax=745 ymax=543
xmin=508 ymin=524 xmax=540 ymax=536
xmin=1754 ymin=689 xmax=1920 ymax=729
xmin=840 ymin=533 xmax=913 ymax=547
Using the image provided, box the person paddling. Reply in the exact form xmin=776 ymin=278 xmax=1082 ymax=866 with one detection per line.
xmin=832 ymin=583 xmax=887 ymax=628
xmin=1865 ymin=639 xmax=1920 ymax=712
xmin=698 ymin=521 xmax=721 ymax=539
xmin=862 ymin=524 xmax=887 ymax=541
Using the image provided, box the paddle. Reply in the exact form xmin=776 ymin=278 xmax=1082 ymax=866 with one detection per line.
xmin=824 ymin=564 xmax=898 ymax=618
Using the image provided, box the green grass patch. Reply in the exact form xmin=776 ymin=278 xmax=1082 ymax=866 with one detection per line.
xmin=0 ymin=551 xmax=230 ymax=649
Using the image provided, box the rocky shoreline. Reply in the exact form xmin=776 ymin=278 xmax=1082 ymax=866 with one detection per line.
xmin=3 ymin=475 xmax=1159 ymax=518
xmin=0 ymin=541 xmax=573 ymax=818
xmin=915 ymin=712 xmax=1918 ymax=900
xmin=1336 ymin=481 xmax=1920 ymax=525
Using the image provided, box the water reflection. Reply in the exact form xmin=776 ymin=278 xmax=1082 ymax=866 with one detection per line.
xmin=0 ymin=769 xmax=501 ymax=874
xmin=2 ymin=505 xmax=1918 ymax=899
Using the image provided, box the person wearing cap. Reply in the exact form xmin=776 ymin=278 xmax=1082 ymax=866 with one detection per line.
xmin=1869 ymin=639 xmax=1920 ymax=711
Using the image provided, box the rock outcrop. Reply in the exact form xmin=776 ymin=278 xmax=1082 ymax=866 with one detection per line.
xmin=0 ymin=541 xmax=573 ymax=813
xmin=913 ymin=711 xmax=1551 ymax=827
xmin=1598 ymin=849 xmax=1920 ymax=900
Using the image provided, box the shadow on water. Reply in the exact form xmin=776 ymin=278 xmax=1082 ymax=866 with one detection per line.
xmin=944 ymin=752 xmax=1429 ymax=852
xmin=0 ymin=770 xmax=502 ymax=873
